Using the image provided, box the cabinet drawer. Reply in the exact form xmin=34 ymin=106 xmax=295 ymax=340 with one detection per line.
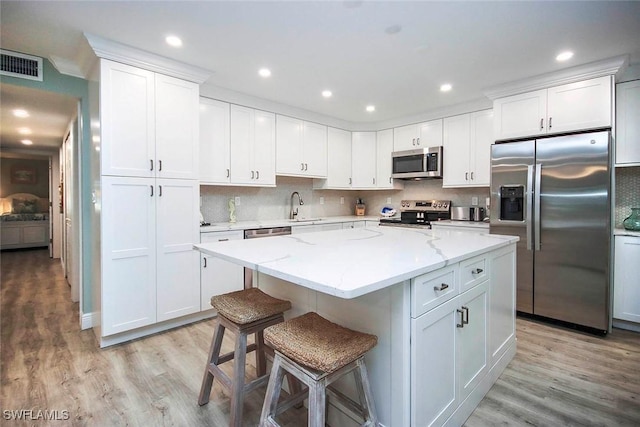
xmin=201 ymin=230 xmax=244 ymax=243
xmin=460 ymin=254 xmax=488 ymax=292
xmin=412 ymin=265 xmax=458 ymax=318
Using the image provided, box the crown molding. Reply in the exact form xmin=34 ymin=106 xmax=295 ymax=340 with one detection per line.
xmin=84 ymin=33 xmax=211 ymax=84
xmin=483 ymin=55 xmax=629 ymax=100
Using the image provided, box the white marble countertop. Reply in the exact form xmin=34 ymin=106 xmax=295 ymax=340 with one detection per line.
xmin=195 ymin=226 xmax=518 ymax=299
xmin=431 ymin=220 xmax=490 ymax=229
xmin=199 ymin=215 xmax=379 ymax=233
xmin=614 ymin=227 xmax=640 ymax=237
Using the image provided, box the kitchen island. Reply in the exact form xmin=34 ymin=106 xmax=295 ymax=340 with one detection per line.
xmin=195 ymin=226 xmax=518 ymax=427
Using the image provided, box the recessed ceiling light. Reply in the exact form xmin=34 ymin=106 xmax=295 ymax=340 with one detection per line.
xmin=258 ymin=68 xmax=272 ymax=78
xmin=366 ymin=105 xmax=376 ymax=113
xmin=556 ymin=51 xmax=574 ymax=62
xmin=21 ymin=139 xmax=33 ymax=145
xmin=322 ymin=90 xmax=332 ymax=98
xmin=13 ymin=109 xmax=29 ymax=118
xmin=165 ymin=35 xmax=183 ymax=47
xmin=18 ymin=127 xmax=32 ymax=135
xmin=440 ymin=83 xmax=452 ymax=92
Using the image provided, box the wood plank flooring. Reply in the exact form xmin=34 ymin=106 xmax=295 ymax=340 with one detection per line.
xmin=2 ymin=248 xmax=639 ymax=426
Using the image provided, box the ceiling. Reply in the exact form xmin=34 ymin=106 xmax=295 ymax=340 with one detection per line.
xmin=1 ymin=1 xmax=640 ymax=150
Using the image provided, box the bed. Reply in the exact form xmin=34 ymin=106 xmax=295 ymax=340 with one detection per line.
xmin=0 ymin=193 xmax=50 ymax=250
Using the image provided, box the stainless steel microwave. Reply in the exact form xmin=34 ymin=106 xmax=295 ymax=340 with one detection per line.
xmin=391 ymin=146 xmax=443 ymax=179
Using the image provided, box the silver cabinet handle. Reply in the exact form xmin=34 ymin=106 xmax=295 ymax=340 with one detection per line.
xmin=218 ymin=238 xmax=229 ymax=242
xmin=548 ymin=117 xmax=552 ymax=129
xmin=158 ymin=185 xmax=162 ymax=197
xmin=472 ymin=268 xmax=483 ymax=275
xmin=349 ymin=177 xmax=352 ymax=185
xmin=416 ymin=137 xmax=420 ymax=145
xmin=462 ymin=306 xmax=469 ymax=325
xmin=433 ymin=283 xmax=449 ymax=291
xmin=540 ymin=118 xmax=544 ymax=130
xmin=203 ymin=258 xmax=207 ymax=268
xmin=465 ymin=172 xmax=469 ymax=181
xmin=256 ymin=170 xmax=260 ymax=179
xmin=251 ymin=170 xmax=255 ymax=179
xmin=301 ymin=163 xmax=305 ymax=171
xmin=457 ymin=308 xmax=465 ymax=328
xmin=159 ymin=160 xmax=162 ymax=171
xmin=372 ymin=177 xmax=375 ymax=185
xmin=412 ymin=138 xmax=416 ymax=146
xmin=305 ymin=163 xmax=308 ymax=171
xmin=150 ymin=159 xmax=154 ymax=171
xmin=150 ymin=185 xmax=154 ymax=197
xmin=389 ymin=177 xmax=392 ymax=184
xmin=470 ymin=171 xmax=474 ymax=180
xmin=226 ymin=168 xmax=230 ymax=178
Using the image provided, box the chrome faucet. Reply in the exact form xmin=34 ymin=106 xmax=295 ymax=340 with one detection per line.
xmin=290 ymin=191 xmax=304 ymax=219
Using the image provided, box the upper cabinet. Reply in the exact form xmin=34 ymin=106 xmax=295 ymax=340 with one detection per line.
xmin=393 ymin=119 xmax=443 ymax=151
xmin=352 ymin=131 xmax=377 ymax=188
xmin=443 ymin=110 xmax=493 ymax=188
xmin=376 ymin=129 xmax=402 ymax=189
xmin=229 ymin=105 xmax=276 ymax=186
xmin=199 ymin=98 xmax=231 ymax=184
xmin=323 ymin=127 xmax=352 ymax=189
xmin=100 ymin=59 xmax=199 ymax=179
xmin=493 ymin=76 xmax=612 ymax=141
xmin=276 ymin=116 xmax=328 ymax=178
xmin=616 ymin=80 xmax=640 ymax=165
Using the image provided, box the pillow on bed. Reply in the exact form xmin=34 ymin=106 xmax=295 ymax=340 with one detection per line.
xmin=11 ymin=198 xmax=37 ymax=214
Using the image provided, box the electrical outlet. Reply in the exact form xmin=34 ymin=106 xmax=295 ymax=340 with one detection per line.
xmin=319 ymin=196 xmax=325 ymax=205
xmin=387 ymin=197 xmax=392 ymax=204
xmin=234 ymin=196 xmax=241 ymax=206
xmin=340 ymin=197 xmax=344 ymax=205
xmin=471 ymin=196 xmax=478 ymax=206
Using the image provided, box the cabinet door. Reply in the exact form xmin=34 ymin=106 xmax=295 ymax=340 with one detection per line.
xmin=351 ymin=132 xmax=377 ymax=188
xmin=613 ymin=236 xmax=640 ymax=323
xmin=325 ymin=127 xmax=352 ymax=188
xmin=229 ymin=105 xmax=255 ymax=184
xmin=100 ymin=60 xmax=155 ymax=177
xmin=493 ymin=89 xmax=547 ymax=140
xmin=443 ymin=114 xmax=471 ymax=187
xmin=616 ymin=80 xmax=640 ymax=165
xmin=547 ymin=76 xmax=612 ymax=134
xmin=489 ymin=245 xmax=516 ymax=364
xmin=253 ymin=110 xmax=276 ymax=186
xmin=156 ymin=179 xmax=200 ymax=322
xmin=155 ymin=74 xmax=199 ymax=179
xmin=458 ymin=281 xmax=488 ymax=403
xmin=469 ymin=109 xmax=494 ymax=186
xmin=411 ymin=296 xmax=459 ymax=427
xmin=276 ymin=115 xmax=303 ymax=175
xmin=376 ymin=129 xmax=395 ymax=189
xmin=199 ymin=98 xmax=231 ymax=183
xmin=302 ymin=122 xmax=328 ymax=177
xmin=101 ymin=176 xmax=156 ymax=335
xmin=418 ymin=119 xmax=443 ymax=147
xmin=393 ymin=124 xmax=418 ymax=151
xmin=201 ymin=231 xmax=244 ymax=311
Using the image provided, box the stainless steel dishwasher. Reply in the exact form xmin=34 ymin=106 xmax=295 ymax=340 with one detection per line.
xmin=243 ymin=226 xmax=292 ymax=288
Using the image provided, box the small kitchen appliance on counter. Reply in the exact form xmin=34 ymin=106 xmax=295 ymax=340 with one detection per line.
xmin=379 ymin=199 xmax=451 ymax=229
xmin=451 ymin=206 xmax=485 ymax=222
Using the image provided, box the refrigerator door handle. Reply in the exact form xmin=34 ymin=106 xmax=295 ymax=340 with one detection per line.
xmin=534 ymin=163 xmax=542 ymax=251
xmin=526 ymin=165 xmax=534 ymax=251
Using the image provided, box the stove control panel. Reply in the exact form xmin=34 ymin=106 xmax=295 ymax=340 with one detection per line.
xmin=400 ymin=200 xmax=451 ymax=212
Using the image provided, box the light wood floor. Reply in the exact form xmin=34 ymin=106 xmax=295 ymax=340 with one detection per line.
xmin=2 ymin=248 xmax=639 ymax=426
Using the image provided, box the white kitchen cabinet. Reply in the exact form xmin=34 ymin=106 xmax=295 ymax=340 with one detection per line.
xmin=443 ymin=110 xmax=493 ymax=187
xmin=199 ymin=98 xmax=231 ymax=184
xmin=343 ymin=221 xmax=366 ymax=229
xmin=200 ymin=230 xmax=244 ymax=311
xmin=100 ymin=59 xmax=199 ymax=179
xmin=613 ymin=235 xmax=640 ymax=323
xmin=393 ymin=119 xmax=443 ymax=151
xmin=291 ymin=223 xmax=344 ymax=234
xmin=230 ymin=105 xmax=276 ymax=186
xmin=321 ymin=127 xmax=352 ymax=189
xmin=376 ymin=129 xmax=403 ymax=189
xmin=488 ymin=245 xmax=516 ymax=364
xmin=352 ymin=131 xmax=377 ymax=188
xmin=101 ymin=177 xmax=200 ymax=335
xmin=276 ymin=116 xmax=328 ymax=178
xmin=494 ymin=75 xmax=612 ymax=141
xmin=616 ymin=80 xmax=640 ymax=165
xmin=430 ymin=222 xmax=489 ymax=234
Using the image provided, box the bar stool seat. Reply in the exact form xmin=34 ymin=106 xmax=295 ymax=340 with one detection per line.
xmin=260 ymin=312 xmax=379 ymax=427
xmin=198 ymin=288 xmax=292 ymax=427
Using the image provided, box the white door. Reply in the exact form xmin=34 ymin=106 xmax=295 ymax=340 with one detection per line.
xmin=100 ymin=59 xmax=155 ymax=177
xmin=252 ymin=110 xmax=276 ymax=186
xmin=156 ymin=179 xmax=200 ymax=322
xmin=302 ymin=121 xmax=328 ymax=177
xmin=613 ymin=236 xmax=640 ymax=323
xmin=275 ymin=115 xmax=303 ymax=175
xmin=443 ymin=114 xmax=471 ymax=187
xmin=199 ymin=98 xmax=231 ymax=183
xmin=376 ymin=129 xmax=394 ymax=189
xmin=351 ymin=132 xmax=376 ymax=188
xmin=493 ymin=89 xmax=547 ymax=140
xmin=616 ymin=79 xmax=640 ymax=164
xmin=200 ymin=231 xmax=244 ymax=310
xmin=325 ymin=127 xmax=352 ymax=188
xmin=229 ymin=104 xmax=255 ymax=184
xmin=469 ymin=109 xmax=494 ymax=186
xmin=418 ymin=119 xmax=443 ymax=147
xmin=393 ymin=124 xmax=418 ymax=151
xmin=155 ymin=74 xmax=199 ymax=180
xmin=489 ymin=246 xmax=516 ymax=364
xmin=101 ymin=176 xmax=156 ymax=336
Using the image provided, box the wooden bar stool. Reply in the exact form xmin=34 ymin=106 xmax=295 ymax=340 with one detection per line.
xmin=260 ymin=312 xmax=379 ymax=427
xmin=198 ymin=288 xmax=292 ymax=427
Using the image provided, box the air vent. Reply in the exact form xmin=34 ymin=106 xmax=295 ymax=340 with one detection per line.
xmin=1 ymin=49 xmax=43 ymax=81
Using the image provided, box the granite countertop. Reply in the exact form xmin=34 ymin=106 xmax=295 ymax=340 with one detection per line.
xmin=199 ymin=215 xmax=380 ymax=232
xmin=194 ymin=226 xmax=519 ymax=299
xmin=614 ymin=227 xmax=640 ymax=238
xmin=431 ymin=220 xmax=490 ymax=229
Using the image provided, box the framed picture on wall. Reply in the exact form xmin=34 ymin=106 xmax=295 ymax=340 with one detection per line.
xmin=10 ymin=166 xmax=37 ymax=184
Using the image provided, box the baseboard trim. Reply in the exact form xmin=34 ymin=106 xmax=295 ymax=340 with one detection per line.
xmin=613 ymin=319 xmax=640 ymax=333
xmin=81 ymin=312 xmax=96 ymax=330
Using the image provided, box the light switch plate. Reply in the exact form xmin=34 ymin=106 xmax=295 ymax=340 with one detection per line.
xmin=320 ymin=196 xmax=325 ymax=205
xmin=471 ymin=196 xmax=478 ymax=206
xmin=486 ymin=197 xmax=491 ymax=207
xmin=235 ymin=196 xmax=241 ymax=206
xmin=340 ymin=197 xmax=344 ymax=205
xmin=387 ymin=197 xmax=392 ymax=204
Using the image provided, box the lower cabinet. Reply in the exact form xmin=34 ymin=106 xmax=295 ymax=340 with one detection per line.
xmin=613 ymin=235 xmax=640 ymax=323
xmin=291 ymin=223 xmax=344 ymax=234
xmin=200 ymin=230 xmax=244 ymax=311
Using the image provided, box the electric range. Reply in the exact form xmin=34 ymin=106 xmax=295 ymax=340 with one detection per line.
xmin=379 ymin=199 xmax=451 ymax=229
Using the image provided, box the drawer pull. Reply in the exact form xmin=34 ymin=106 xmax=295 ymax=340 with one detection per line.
xmin=472 ymin=268 xmax=484 ymax=275
xmin=433 ymin=283 xmax=449 ymax=291
xmin=218 ymin=238 xmax=229 ymax=242
xmin=457 ymin=308 xmax=465 ymax=328
xmin=462 ymin=306 xmax=469 ymax=325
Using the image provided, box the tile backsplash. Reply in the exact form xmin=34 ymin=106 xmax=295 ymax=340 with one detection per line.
xmin=616 ymin=166 xmax=640 ymax=227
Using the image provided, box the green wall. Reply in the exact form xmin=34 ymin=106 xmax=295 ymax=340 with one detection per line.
xmin=0 ymin=58 xmax=93 ymax=312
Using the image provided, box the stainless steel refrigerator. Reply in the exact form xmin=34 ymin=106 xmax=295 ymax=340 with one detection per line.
xmin=490 ymin=130 xmax=610 ymax=332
